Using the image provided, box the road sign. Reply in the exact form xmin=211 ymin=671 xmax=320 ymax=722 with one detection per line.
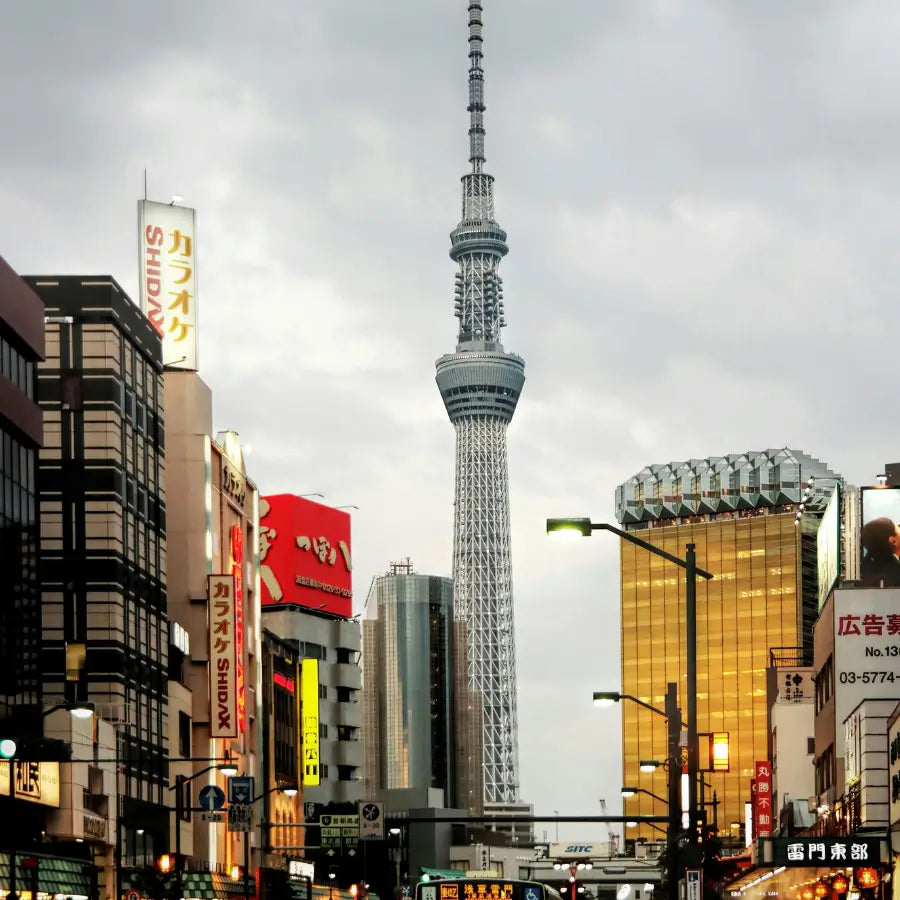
xmin=198 ymin=784 xmax=226 ymax=811
xmin=228 ymin=776 xmax=255 ymax=804
xmin=125 ymin=890 xmax=141 ymax=900
xmin=359 ymin=801 xmax=384 ymax=840
xmin=685 ymin=869 xmax=702 ymax=900
xmin=228 ymin=803 xmax=252 ymax=832
xmin=201 ymin=812 xmax=224 ymax=822
xmin=321 ymin=814 xmax=358 ymax=827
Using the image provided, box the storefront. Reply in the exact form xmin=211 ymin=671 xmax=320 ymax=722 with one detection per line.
xmin=726 ymin=835 xmax=892 ymax=900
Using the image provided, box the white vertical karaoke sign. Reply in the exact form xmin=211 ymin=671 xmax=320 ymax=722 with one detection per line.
xmin=138 ymin=200 xmax=199 ymax=370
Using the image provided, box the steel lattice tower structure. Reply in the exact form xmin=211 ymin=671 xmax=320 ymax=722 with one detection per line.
xmin=436 ymin=0 xmax=525 ymax=805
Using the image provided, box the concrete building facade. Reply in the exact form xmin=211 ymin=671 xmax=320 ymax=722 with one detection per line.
xmin=163 ymin=370 xmax=272 ymax=875
xmin=262 ymin=608 xmax=362 ymax=806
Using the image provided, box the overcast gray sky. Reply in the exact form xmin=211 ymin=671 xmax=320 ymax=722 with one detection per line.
xmin=2 ymin=0 xmax=898 ymax=844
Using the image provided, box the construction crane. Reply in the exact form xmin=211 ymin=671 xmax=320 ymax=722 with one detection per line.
xmin=599 ymin=798 xmax=620 ymax=858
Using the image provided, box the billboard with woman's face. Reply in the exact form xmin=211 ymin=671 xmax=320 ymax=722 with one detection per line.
xmin=860 ymin=486 xmax=900 ymax=588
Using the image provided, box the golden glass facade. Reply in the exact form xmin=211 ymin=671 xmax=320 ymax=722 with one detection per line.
xmin=620 ymin=512 xmax=802 ymax=838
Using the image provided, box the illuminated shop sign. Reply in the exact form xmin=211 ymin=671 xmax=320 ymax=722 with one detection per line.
xmin=138 ymin=200 xmax=199 ymax=370
xmin=761 ymin=836 xmax=886 ymax=866
xmin=259 ymin=495 xmax=353 ymax=617
xmin=208 ymin=574 xmax=238 ymax=738
xmin=274 ymin=672 xmax=295 ymax=694
xmin=301 ymin=659 xmax=320 ymax=786
xmin=755 ymin=761 xmax=772 ymax=837
xmin=231 ymin=524 xmax=246 ymax=734
xmin=0 ymin=759 xmax=60 ymax=807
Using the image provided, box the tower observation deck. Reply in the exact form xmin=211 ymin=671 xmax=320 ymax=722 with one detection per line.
xmin=435 ymin=0 xmax=524 ymax=805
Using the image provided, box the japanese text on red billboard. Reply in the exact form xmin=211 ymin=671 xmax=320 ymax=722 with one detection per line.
xmin=860 ymin=486 xmax=900 ymax=588
xmin=258 ymin=495 xmax=352 ymax=617
xmin=208 ymin=574 xmax=238 ymax=738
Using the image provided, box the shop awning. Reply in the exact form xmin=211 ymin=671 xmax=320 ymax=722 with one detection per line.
xmin=420 ymin=868 xmax=468 ymax=879
xmin=0 ymin=852 xmax=93 ymax=897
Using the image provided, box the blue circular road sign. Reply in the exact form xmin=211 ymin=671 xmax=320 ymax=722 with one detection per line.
xmin=198 ymin=784 xmax=226 ymax=811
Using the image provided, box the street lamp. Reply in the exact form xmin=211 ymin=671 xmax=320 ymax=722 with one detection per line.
xmin=39 ymin=701 xmax=96 ymax=720
xmin=621 ymin=787 xmax=666 ymax=804
xmin=548 ymin=517 xmax=714 ymax=838
xmin=594 ymin=684 xmax=682 ymax=859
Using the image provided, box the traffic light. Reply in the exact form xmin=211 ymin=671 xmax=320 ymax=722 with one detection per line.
xmin=157 ymin=854 xmax=173 ymax=874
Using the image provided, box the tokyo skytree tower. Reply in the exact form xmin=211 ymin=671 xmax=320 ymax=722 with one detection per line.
xmin=435 ymin=0 xmax=525 ymax=805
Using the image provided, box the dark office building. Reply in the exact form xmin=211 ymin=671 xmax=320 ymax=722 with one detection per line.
xmin=261 ymin=629 xmax=302 ymax=856
xmin=0 ymin=256 xmax=44 ymax=731
xmin=26 ymin=276 xmax=169 ymax=848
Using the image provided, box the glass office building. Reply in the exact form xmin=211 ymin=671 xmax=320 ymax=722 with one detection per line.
xmin=614 ymin=449 xmax=839 ymax=839
xmin=362 ymin=560 xmax=484 ymax=810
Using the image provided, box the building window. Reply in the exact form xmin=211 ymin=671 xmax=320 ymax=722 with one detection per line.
xmin=319 ymin=684 xmax=328 ymax=700
xmin=319 ymin=723 xmax=328 ymax=739
xmin=337 ymin=765 xmax=355 ymax=782
xmin=178 ymin=712 xmax=191 ymax=758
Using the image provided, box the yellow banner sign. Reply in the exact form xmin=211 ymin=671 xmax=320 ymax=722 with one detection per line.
xmin=301 ymin=658 xmax=320 ymax=786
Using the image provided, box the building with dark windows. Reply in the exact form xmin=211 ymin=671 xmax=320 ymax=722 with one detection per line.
xmin=360 ymin=560 xmax=485 ymax=816
xmin=26 ymin=276 xmax=169 ymax=874
xmin=261 ymin=629 xmax=302 ymax=860
xmin=0 ymin=256 xmax=43 ymax=733
xmin=613 ymin=448 xmax=840 ymax=842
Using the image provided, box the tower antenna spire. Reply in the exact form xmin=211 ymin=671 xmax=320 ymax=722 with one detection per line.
xmin=467 ymin=1 xmax=486 ymax=174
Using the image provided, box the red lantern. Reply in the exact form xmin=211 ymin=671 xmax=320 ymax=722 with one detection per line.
xmin=855 ymin=869 xmax=879 ymax=890
xmin=814 ymin=883 xmax=828 ymax=897
xmin=802 ymin=889 xmax=815 ymax=900
xmin=831 ymin=875 xmax=849 ymax=894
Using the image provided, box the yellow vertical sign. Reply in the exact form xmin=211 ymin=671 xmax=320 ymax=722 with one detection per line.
xmin=301 ymin=659 xmax=320 ymax=786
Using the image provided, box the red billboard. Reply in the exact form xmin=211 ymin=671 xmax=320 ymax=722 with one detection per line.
xmin=755 ymin=761 xmax=773 ymax=837
xmin=259 ymin=495 xmax=352 ymax=617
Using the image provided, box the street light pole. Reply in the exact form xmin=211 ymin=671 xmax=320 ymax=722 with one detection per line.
xmin=244 ymin=830 xmax=250 ymax=900
xmin=685 ymin=544 xmax=699 ymax=840
xmin=663 ymin=682 xmax=681 ymax=848
xmin=548 ymin=520 xmax=714 ymax=873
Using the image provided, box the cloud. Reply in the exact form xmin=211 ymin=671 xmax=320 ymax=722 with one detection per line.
xmin=3 ymin=0 xmax=900 ymax=833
